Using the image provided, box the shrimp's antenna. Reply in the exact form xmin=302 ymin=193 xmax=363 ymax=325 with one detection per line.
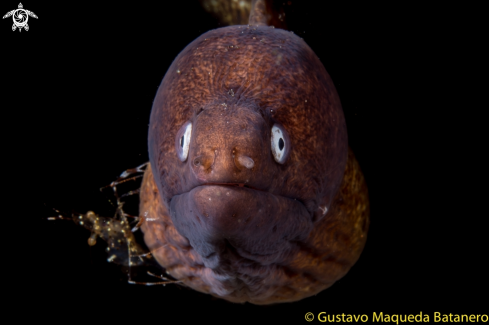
xmin=46 ymin=205 xmax=73 ymax=221
xmin=128 ymin=271 xmax=182 ymax=286
xmin=99 ymin=162 xmax=148 ymax=208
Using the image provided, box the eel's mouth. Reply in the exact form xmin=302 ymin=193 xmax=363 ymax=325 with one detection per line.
xmin=195 ymin=182 xmax=268 ymax=192
xmin=168 ymin=184 xmax=313 ymax=267
xmin=173 ymin=182 xmax=306 ymax=208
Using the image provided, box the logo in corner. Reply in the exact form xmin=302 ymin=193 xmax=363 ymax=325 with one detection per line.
xmin=3 ymin=3 xmax=37 ymax=32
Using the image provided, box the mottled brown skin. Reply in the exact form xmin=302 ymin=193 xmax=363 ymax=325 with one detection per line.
xmin=140 ymin=25 xmax=369 ymax=304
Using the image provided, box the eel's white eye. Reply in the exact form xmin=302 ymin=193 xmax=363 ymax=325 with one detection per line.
xmin=175 ymin=121 xmax=192 ymax=162
xmin=271 ymin=124 xmax=290 ymax=164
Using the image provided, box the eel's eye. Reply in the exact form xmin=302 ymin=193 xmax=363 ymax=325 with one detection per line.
xmin=175 ymin=121 xmax=192 ymax=162
xmin=271 ymin=124 xmax=290 ymax=164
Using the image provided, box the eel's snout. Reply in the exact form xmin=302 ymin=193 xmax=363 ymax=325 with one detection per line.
xmin=187 ymin=104 xmax=273 ymax=188
xmin=169 ymin=185 xmax=312 ymax=270
xmin=191 ymin=151 xmax=254 ymax=176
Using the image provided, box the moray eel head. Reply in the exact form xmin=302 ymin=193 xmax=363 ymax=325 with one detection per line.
xmin=143 ymin=25 xmax=361 ymax=304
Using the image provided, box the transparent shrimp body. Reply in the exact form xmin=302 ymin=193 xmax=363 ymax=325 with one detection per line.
xmin=49 ymin=163 xmax=181 ymax=286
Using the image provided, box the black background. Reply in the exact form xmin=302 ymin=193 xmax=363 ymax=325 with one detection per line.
xmin=2 ymin=0 xmax=486 ymax=322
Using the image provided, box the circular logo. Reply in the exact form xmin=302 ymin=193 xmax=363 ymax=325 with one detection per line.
xmin=13 ymin=9 xmax=27 ymax=27
xmin=305 ymin=312 xmax=314 ymax=322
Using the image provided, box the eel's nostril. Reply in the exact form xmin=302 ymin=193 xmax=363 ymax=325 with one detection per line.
xmin=192 ymin=155 xmax=214 ymax=169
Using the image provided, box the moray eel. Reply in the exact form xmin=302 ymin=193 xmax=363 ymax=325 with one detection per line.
xmin=138 ymin=1 xmax=369 ymax=304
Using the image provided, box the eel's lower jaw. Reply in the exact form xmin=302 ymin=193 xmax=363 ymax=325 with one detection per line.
xmin=168 ymin=184 xmax=313 ymax=269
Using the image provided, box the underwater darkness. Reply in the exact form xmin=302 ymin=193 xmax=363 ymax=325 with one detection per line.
xmin=4 ymin=0 xmax=486 ymax=322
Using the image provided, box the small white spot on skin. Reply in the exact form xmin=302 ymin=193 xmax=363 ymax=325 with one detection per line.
xmin=238 ymin=155 xmax=254 ymax=169
xmin=319 ymin=206 xmax=328 ymax=215
xmin=209 ymin=198 xmax=211 ymax=201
